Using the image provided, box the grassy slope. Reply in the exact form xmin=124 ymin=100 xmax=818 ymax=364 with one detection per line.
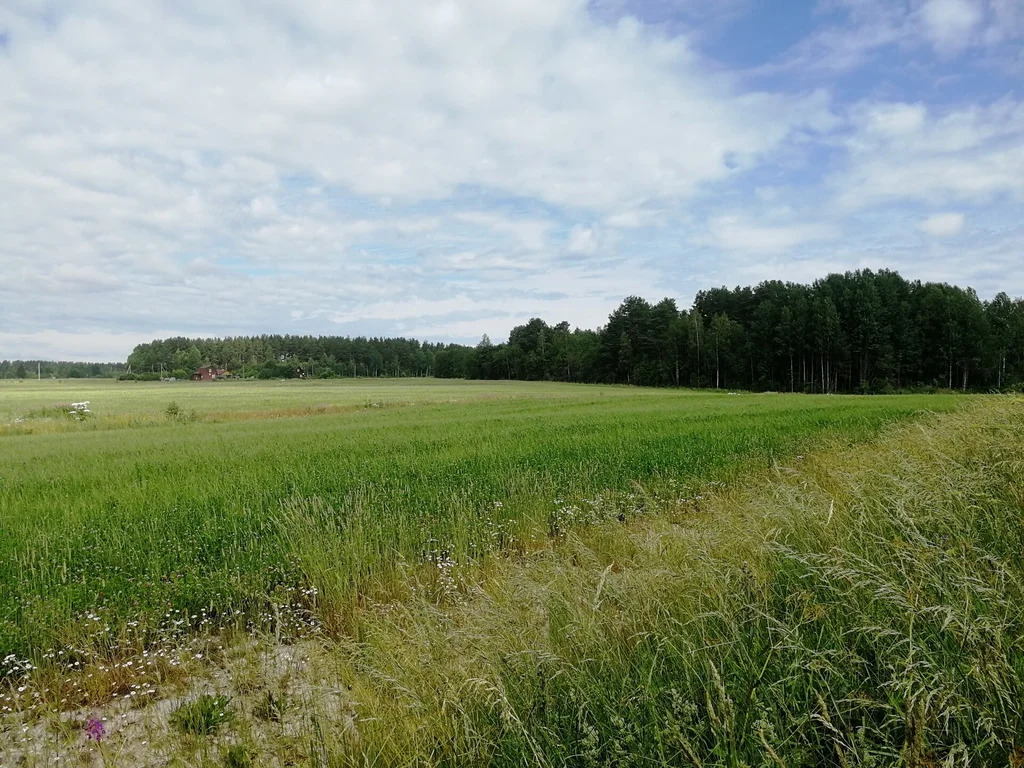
xmin=327 ymin=397 xmax=1022 ymax=767
xmin=0 ymin=382 xmax=962 ymax=660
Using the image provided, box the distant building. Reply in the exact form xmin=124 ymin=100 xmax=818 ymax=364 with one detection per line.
xmin=191 ymin=366 xmax=230 ymax=381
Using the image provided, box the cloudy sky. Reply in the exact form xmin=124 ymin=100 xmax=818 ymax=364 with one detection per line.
xmin=1 ymin=0 xmax=1022 ymax=360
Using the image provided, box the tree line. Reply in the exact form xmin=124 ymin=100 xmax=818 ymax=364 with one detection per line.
xmin=438 ymin=269 xmax=1023 ymax=392
xmin=0 ymin=360 xmax=126 ymax=379
xmin=107 ymin=269 xmax=1024 ymax=392
xmin=125 ymin=335 xmax=442 ymax=380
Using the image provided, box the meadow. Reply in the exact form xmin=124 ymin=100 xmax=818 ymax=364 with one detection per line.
xmin=1 ymin=381 xmax=1021 ymax=766
xmin=0 ymin=379 xmax=963 ymax=666
xmin=4 ymin=380 xmax=1024 ymax=766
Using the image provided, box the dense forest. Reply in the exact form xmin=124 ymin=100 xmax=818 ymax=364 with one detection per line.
xmin=55 ymin=269 xmax=1024 ymax=392
xmin=0 ymin=360 xmax=126 ymax=380
xmin=434 ymin=269 xmax=1024 ymax=392
xmin=124 ymin=335 xmax=440 ymax=381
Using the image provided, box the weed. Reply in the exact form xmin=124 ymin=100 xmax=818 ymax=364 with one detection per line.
xmin=252 ymin=689 xmax=288 ymax=722
xmin=170 ymin=694 xmax=233 ymax=736
xmin=298 ymin=398 xmax=1024 ymax=766
xmin=221 ymin=744 xmax=255 ymax=767
xmin=165 ymin=400 xmax=197 ymax=422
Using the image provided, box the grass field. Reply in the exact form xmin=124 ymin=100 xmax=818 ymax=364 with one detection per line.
xmin=0 ymin=378 xmax=589 ymax=434
xmin=0 ymin=379 xmax=965 ymax=667
xmin=1 ymin=383 xmax=1020 ymax=766
xmin=4 ymin=379 xmax=1024 ymax=768
xmin=264 ymin=398 xmax=1023 ymax=768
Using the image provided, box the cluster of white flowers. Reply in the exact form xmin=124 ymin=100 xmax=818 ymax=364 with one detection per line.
xmin=1 ymin=653 xmax=34 ymax=677
xmin=435 ymin=552 xmax=458 ymax=601
xmin=68 ymin=401 xmax=91 ymax=421
xmin=423 ymin=541 xmax=462 ymax=603
xmin=549 ymin=493 xmax=622 ymax=536
xmin=483 ymin=516 xmax=516 ymax=551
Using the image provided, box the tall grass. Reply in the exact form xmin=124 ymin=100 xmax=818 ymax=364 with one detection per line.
xmin=0 ymin=381 xmax=963 ymax=667
xmin=305 ymin=398 xmax=1023 ymax=767
xmin=0 ymin=386 xmax=1016 ymax=766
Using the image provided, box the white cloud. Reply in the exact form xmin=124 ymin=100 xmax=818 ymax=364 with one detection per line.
xmin=0 ymin=330 xmax=187 ymax=362
xmin=699 ymin=210 xmax=1024 ymax=302
xmin=986 ymin=0 xmax=1024 ymax=44
xmin=2 ymin=1 xmax=823 ymax=210
xmin=758 ymin=0 xmax=907 ymax=74
xmin=605 ymin=208 xmax=665 ymax=228
xmin=0 ymin=1 xmax=1020 ymax=360
xmin=453 ymin=212 xmax=551 ymax=251
xmin=763 ymin=0 xmax=1018 ymax=73
xmin=567 ymin=226 xmax=599 ymax=255
xmin=919 ymin=212 xmax=966 ymax=236
xmin=834 ymin=99 xmax=1024 ymax=210
xmin=704 ymin=215 xmax=835 ymax=253
xmin=0 ymin=0 xmax=840 ymax=358
xmin=918 ymin=0 xmax=983 ymax=51
xmin=860 ymin=103 xmax=928 ymax=137
xmin=248 ymin=196 xmax=278 ymax=219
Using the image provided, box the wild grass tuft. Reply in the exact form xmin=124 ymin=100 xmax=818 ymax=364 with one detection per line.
xmin=170 ymin=693 xmax=233 ymax=736
xmin=251 ymin=688 xmax=288 ymax=723
xmin=221 ymin=744 xmax=256 ymax=767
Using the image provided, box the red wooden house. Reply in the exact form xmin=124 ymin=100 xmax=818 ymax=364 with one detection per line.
xmin=191 ymin=366 xmax=230 ymax=381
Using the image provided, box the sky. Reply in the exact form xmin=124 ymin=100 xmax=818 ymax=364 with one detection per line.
xmin=1 ymin=0 xmax=1022 ymax=361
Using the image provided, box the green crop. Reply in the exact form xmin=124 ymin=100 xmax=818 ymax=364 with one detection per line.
xmin=0 ymin=379 xmax=964 ymax=661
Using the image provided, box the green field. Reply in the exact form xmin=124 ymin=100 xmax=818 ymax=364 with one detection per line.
xmin=0 ymin=379 xmax=965 ymax=662
xmin=4 ymin=381 xmax=1023 ymax=767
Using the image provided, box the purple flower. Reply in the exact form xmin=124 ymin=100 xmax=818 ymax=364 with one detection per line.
xmin=85 ymin=716 xmax=105 ymax=742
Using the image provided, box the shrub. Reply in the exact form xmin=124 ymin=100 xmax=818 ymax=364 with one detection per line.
xmin=165 ymin=401 xmax=198 ymax=423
